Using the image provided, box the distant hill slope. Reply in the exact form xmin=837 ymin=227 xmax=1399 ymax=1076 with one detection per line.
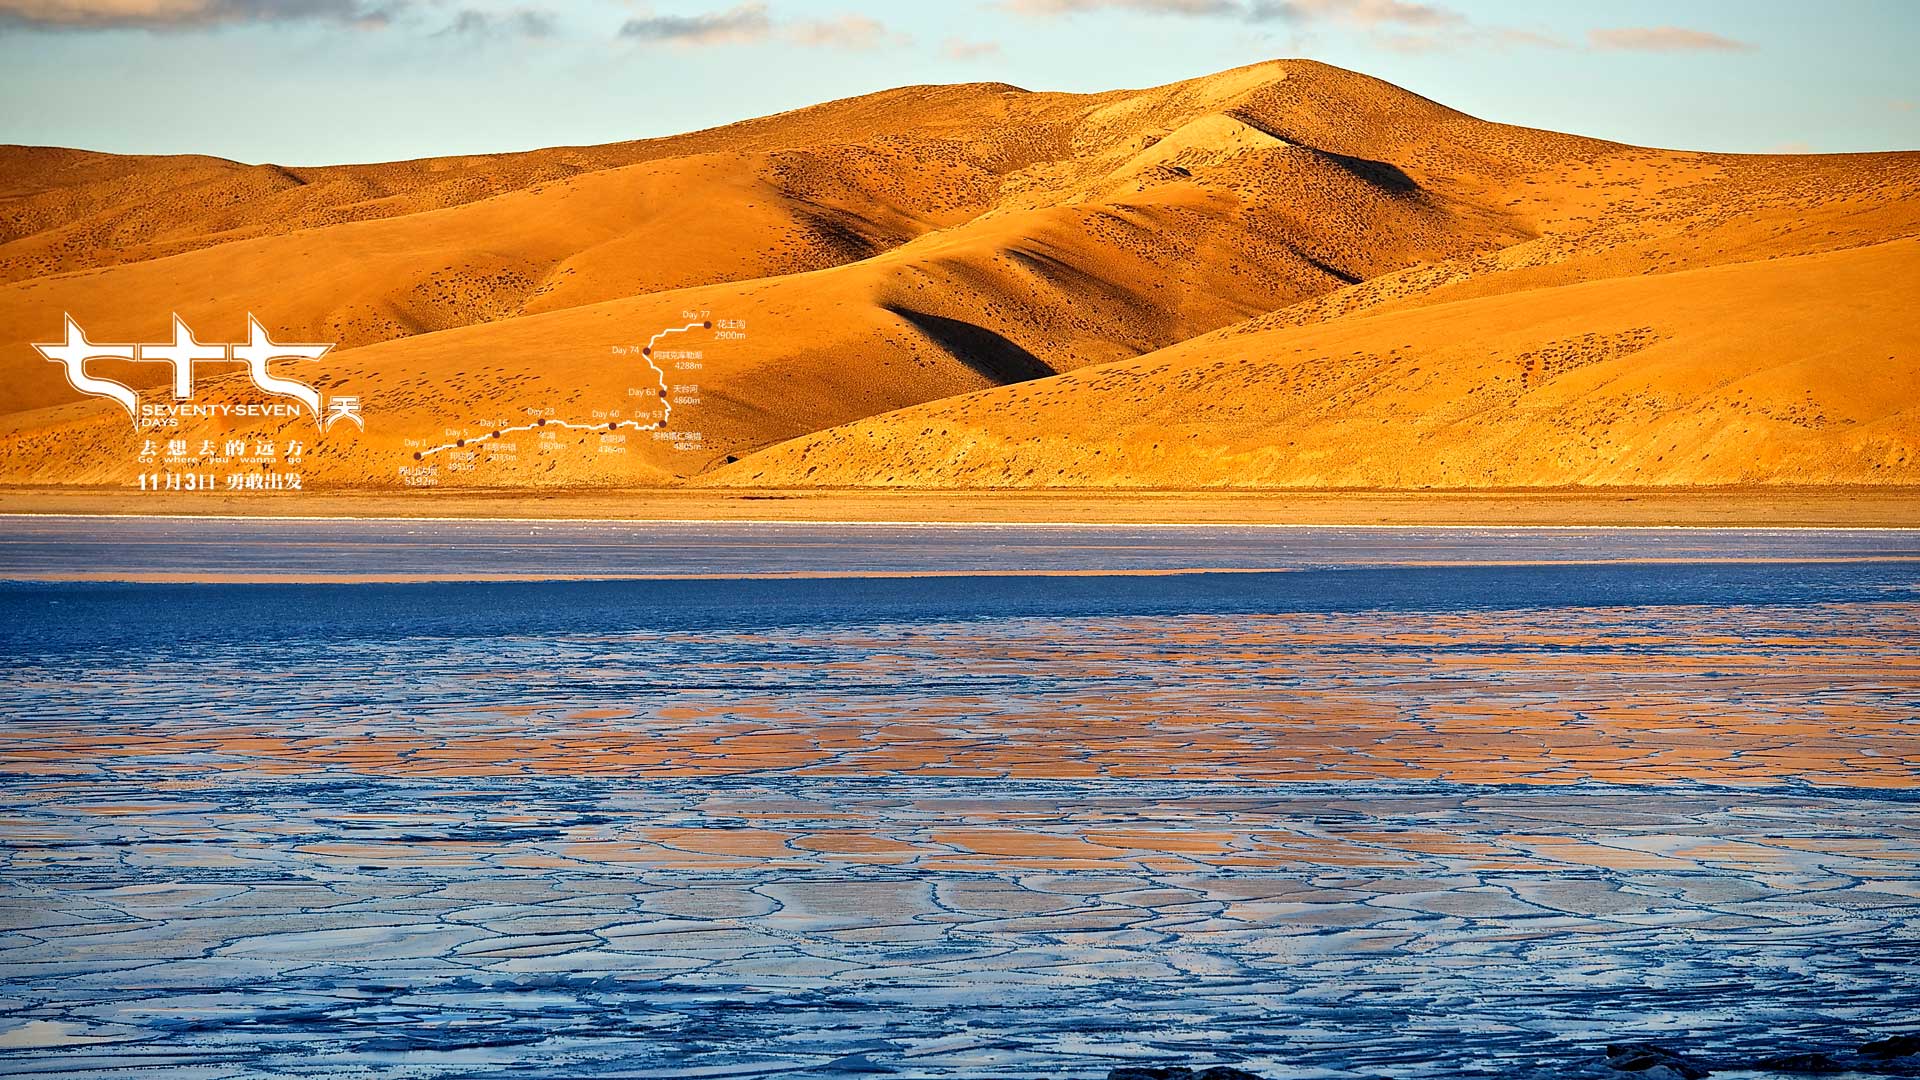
xmin=2 ymin=59 xmax=1916 ymax=490
xmin=707 ymin=239 xmax=1920 ymax=488
xmin=0 ymin=81 xmax=1059 ymax=283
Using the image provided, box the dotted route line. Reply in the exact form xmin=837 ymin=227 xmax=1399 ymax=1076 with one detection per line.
xmin=414 ymin=321 xmax=709 ymax=461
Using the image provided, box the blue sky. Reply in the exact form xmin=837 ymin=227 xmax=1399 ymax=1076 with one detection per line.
xmin=1 ymin=0 xmax=1915 ymax=165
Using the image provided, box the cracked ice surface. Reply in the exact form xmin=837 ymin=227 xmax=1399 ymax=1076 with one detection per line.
xmin=0 ymin=525 xmax=1917 ymax=1077
xmin=1 ymin=777 xmax=1917 ymax=1077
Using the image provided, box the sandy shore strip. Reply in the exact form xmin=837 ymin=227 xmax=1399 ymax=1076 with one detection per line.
xmin=6 ymin=556 xmax=1919 ymax=585
xmin=2 ymin=486 xmax=1917 ymax=528
xmin=0 ymin=567 xmax=1301 ymax=584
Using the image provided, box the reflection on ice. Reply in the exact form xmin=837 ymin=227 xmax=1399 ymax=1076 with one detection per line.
xmin=0 ymin=527 xmax=1916 ymax=1077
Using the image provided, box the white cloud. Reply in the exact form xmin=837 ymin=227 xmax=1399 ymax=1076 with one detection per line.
xmin=1256 ymin=0 xmax=1461 ymax=29
xmin=1588 ymin=25 xmax=1752 ymax=52
xmin=786 ymin=13 xmax=901 ymax=50
xmin=942 ymin=37 xmax=1002 ymax=60
xmin=619 ymin=4 xmax=904 ymax=50
xmin=619 ymin=2 xmax=769 ymax=44
xmin=0 ymin=0 xmax=401 ymax=28
xmin=1004 ymin=0 xmax=1242 ymax=14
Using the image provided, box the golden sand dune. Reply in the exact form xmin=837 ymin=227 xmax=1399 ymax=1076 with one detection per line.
xmin=1 ymin=59 xmax=1915 ymax=492
xmin=0 ymin=150 xmax=966 ymax=413
xmin=0 ymin=79 xmax=1064 ymax=283
xmin=710 ymin=238 xmax=1919 ymax=488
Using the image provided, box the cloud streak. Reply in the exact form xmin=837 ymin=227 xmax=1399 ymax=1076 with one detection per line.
xmin=1588 ymin=25 xmax=1752 ymax=52
xmin=942 ymin=37 xmax=1002 ymax=60
xmin=439 ymin=6 xmax=554 ymax=39
xmin=1255 ymin=0 xmax=1461 ymax=29
xmin=619 ymin=2 xmax=770 ymax=45
xmin=620 ymin=3 xmax=905 ymax=50
xmin=786 ymin=13 xmax=900 ymax=50
xmin=0 ymin=0 xmax=401 ymax=29
xmin=1003 ymin=0 xmax=1242 ymax=14
xmin=1003 ymin=0 xmax=1460 ymax=26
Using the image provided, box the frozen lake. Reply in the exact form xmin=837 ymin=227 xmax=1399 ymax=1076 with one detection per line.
xmin=1 ymin=518 xmax=1916 ymax=1077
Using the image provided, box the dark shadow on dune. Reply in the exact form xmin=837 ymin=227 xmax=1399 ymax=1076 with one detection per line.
xmin=1226 ymin=109 xmax=1421 ymax=195
xmin=884 ymin=305 xmax=1057 ymax=384
xmin=1316 ymin=148 xmax=1420 ymax=194
xmin=799 ymin=210 xmax=880 ymax=261
xmin=1292 ymin=245 xmax=1362 ymax=285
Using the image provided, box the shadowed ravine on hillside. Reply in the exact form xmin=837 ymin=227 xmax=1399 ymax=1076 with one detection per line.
xmin=885 ymin=305 xmax=1058 ymax=385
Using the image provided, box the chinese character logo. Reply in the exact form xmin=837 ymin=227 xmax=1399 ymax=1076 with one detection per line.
xmin=324 ymin=396 xmax=364 ymax=432
xmin=34 ymin=313 xmax=348 ymax=428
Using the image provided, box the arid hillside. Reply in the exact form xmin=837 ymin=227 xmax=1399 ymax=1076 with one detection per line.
xmin=712 ymin=239 xmax=1919 ymax=488
xmin=2 ymin=59 xmax=1915 ymax=491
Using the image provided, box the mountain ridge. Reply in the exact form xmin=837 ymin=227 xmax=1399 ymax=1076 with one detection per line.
xmin=2 ymin=59 xmax=1914 ymax=491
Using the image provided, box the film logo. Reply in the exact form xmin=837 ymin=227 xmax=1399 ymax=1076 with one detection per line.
xmin=34 ymin=314 xmax=362 ymax=433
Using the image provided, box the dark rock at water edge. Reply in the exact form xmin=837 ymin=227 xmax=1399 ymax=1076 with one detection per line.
xmin=1863 ymin=1035 xmax=1920 ymax=1061
xmin=1594 ymin=1035 xmax=1920 ymax=1079
xmin=1753 ymin=1052 xmax=1842 ymax=1073
xmin=1606 ymin=1043 xmax=1713 ymax=1079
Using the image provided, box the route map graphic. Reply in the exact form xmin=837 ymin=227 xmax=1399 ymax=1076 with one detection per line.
xmin=411 ymin=320 xmax=711 ymax=461
xmin=393 ymin=312 xmax=737 ymax=486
